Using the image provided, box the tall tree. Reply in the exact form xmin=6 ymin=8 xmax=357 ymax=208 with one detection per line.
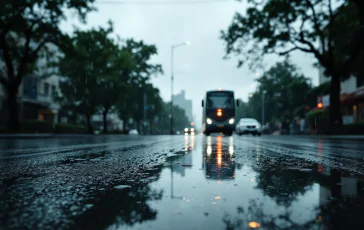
xmin=58 ymin=25 xmax=115 ymax=133
xmin=116 ymin=39 xmax=163 ymax=131
xmin=221 ymin=0 xmax=364 ymax=130
xmin=0 ymin=0 xmax=95 ymax=131
xmin=95 ymin=40 xmax=133 ymax=133
xmin=156 ymin=102 xmax=190 ymax=134
xmin=246 ymin=61 xmax=312 ymax=124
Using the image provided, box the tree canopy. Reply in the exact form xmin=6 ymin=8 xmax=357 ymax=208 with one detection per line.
xmin=0 ymin=0 xmax=95 ymax=131
xmin=241 ymin=60 xmax=313 ymax=125
xmin=222 ymin=0 xmax=364 ymax=129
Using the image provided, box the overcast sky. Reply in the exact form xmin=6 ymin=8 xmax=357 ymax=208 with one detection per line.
xmin=60 ymin=0 xmax=319 ymax=127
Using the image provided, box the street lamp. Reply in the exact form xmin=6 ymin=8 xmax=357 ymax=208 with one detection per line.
xmin=170 ymin=41 xmax=190 ymax=135
xmin=262 ymin=90 xmax=267 ymax=127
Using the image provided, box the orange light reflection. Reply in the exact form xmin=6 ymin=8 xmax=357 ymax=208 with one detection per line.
xmin=216 ymin=136 xmax=222 ymax=168
xmin=248 ymin=222 xmax=261 ymax=228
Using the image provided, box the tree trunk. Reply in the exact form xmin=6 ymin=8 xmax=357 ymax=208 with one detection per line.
xmin=136 ymin=119 xmax=140 ymax=134
xmin=85 ymin=113 xmax=93 ymax=134
xmin=122 ymin=117 xmax=127 ymax=132
xmin=329 ymin=73 xmax=341 ymax=133
xmin=6 ymin=87 xmax=20 ymax=132
xmin=102 ymin=108 xmax=109 ymax=134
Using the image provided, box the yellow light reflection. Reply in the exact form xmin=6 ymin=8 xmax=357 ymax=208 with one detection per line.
xmin=214 ymin=196 xmax=221 ymax=200
xmin=207 ymin=146 xmax=212 ymax=155
xmin=207 ymin=136 xmax=211 ymax=145
xmin=229 ymin=136 xmax=234 ymax=146
xmin=229 ymin=146 xmax=234 ymax=154
xmin=216 ymin=136 xmax=222 ymax=168
xmin=190 ymin=135 xmax=195 ymax=150
xmin=248 ymin=222 xmax=261 ymax=228
xmin=185 ymin=135 xmax=188 ymax=152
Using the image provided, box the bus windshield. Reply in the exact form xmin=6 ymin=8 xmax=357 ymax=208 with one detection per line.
xmin=206 ymin=92 xmax=234 ymax=109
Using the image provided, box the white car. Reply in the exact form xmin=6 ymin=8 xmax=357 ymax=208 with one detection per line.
xmin=128 ymin=129 xmax=139 ymax=135
xmin=236 ymin=118 xmax=262 ymax=136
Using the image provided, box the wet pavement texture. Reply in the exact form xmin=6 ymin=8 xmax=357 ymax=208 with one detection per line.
xmin=1 ymin=135 xmax=364 ymax=230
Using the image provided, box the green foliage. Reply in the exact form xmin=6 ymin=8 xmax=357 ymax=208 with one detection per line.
xmin=0 ymin=0 xmax=95 ymax=131
xmin=306 ymin=82 xmax=330 ymax=109
xmin=57 ymin=24 xmax=123 ymax=132
xmin=307 ymin=110 xmax=364 ymax=134
xmin=221 ymin=0 xmax=364 ymax=126
xmin=54 ymin=123 xmax=87 ymax=134
xmin=21 ymin=120 xmax=53 ymax=133
xmin=235 ymin=99 xmax=249 ymax=121
xmin=340 ymin=123 xmax=364 ymax=135
xmin=306 ymin=109 xmax=330 ymax=134
xmin=154 ymin=102 xmax=190 ymax=134
xmin=244 ymin=60 xmax=312 ymax=124
xmin=115 ymin=39 xmax=163 ymax=131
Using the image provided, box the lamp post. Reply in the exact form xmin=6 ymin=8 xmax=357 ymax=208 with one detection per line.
xmin=262 ymin=90 xmax=267 ymax=127
xmin=170 ymin=41 xmax=190 ymax=135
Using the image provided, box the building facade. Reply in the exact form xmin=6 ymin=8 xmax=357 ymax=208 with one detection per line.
xmin=173 ymin=90 xmax=193 ymax=123
xmin=318 ymin=70 xmax=364 ymax=124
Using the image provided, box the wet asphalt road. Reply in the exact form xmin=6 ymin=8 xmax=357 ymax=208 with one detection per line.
xmin=1 ymin=134 xmax=364 ymax=230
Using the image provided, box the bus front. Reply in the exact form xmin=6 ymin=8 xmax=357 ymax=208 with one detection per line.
xmin=202 ymin=90 xmax=238 ymax=136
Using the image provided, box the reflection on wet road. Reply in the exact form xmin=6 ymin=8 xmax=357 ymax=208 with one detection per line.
xmin=1 ymin=135 xmax=364 ymax=229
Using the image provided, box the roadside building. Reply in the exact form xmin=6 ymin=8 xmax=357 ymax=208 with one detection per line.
xmin=318 ymin=69 xmax=364 ymax=124
xmin=173 ymin=90 xmax=193 ymax=123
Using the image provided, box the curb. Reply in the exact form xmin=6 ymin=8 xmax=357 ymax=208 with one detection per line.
xmin=0 ymin=134 xmax=94 ymax=139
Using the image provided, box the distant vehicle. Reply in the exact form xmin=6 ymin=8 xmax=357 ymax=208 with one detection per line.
xmin=236 ymin=118 xmax=262 ymax=136
xmin=201 ymin=90 xmax=239 ymax=136
xmin=184 ymin=127 xmax=196 ymax=135
xmin=128 ymin=129 xmax=139 ymax=135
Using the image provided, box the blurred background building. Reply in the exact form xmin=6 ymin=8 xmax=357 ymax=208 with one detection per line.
xmin=173 ymin=90 xmax=193 ymax=123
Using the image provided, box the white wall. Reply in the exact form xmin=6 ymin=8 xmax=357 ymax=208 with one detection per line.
xmin=319 ymin=71 xmax=357 ymax=94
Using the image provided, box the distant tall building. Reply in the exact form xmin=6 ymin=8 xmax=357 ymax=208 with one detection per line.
xmin=173 ymin=90 xmax=193 ymax=122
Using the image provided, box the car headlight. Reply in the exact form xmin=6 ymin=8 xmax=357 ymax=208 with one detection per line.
xmin=184 ymin=128 xmax=188 ymax=132
xmin=190 ymin=128 xmax=194 ymax=132
xmin=206 ymin=118 xmax=212 ymax=124
xmin=256 ymin=125 xmax=261 ymax=129
xmin=229 ymin=118 xmax=235 ymax=124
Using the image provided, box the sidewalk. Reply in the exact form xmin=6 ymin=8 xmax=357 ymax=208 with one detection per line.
xmin=318 ymin=135 xmax=364 ymax=141
xmin=0 ymin=133 xmax=94 ymax=139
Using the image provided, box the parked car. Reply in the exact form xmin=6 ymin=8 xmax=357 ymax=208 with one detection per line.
xmin=236 ymin=118 xmax=262 ymax=136
xmin=128 ymin=129 xmax=139 ymax=135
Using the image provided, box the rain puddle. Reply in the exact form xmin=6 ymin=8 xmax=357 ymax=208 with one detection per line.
xmin=72 ymin=135 xmax=364 ymax=230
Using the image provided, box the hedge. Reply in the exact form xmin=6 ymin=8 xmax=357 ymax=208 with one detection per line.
xmin=21 ymin=120 xmax=53 ymax=133
xmin=306 ymin=109 xmax=330 ymax=134
xmin=340 ymin=123 xmax=364 ymax=135
xmin=306 ymin=110 xmax=364 ymax=135
xmin=54 ymin=123 xmax=87 ymax=134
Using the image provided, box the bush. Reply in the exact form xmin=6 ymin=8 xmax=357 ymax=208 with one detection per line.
xmin=54 ymin=123 xmax=87 ymax=134
xmin=340 ymin=123 xmax=364 ymax=135
xmin=306 ymin=109 xmax=330 ymax=134
xmin=306 ymin=110 xmax=364 ymax=135
xmin=21 ymin=120 xmax=53 ymax=133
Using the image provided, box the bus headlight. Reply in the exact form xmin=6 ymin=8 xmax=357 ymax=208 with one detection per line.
xmin=229 ymin=118 xmax=235 ymax=124
xmin=206 ymin=118 xmax=212 ymax=124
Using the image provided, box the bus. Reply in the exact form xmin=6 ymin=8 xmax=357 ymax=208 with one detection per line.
xmin=201 ymin=90 xmax=239 ymax=136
